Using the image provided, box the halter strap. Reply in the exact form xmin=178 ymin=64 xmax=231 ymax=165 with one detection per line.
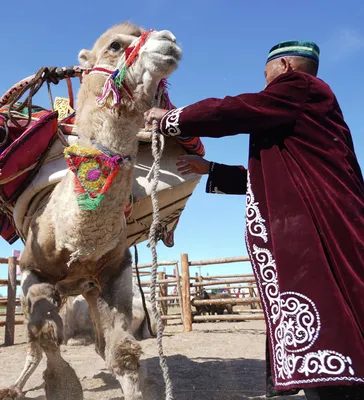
xmin=87 ymin=30 xmax=154 ymax=109
xmin=92 ymin=140 xmax=132 ymax=163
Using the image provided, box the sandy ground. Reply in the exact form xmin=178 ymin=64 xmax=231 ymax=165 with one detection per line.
xmin=0 ymin=321 xmax=305 ymax=400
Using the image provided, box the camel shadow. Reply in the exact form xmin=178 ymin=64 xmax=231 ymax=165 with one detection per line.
xmin=84 ymin=355 xmax=306 ymax=400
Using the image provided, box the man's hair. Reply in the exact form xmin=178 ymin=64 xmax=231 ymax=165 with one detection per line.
xmin=288 ymin=56 xmax=319 ymax=76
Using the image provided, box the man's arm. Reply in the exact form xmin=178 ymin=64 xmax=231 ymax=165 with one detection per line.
xmin=157 ymin=72 xmax=309 ymax=138
xmin=176 ymin=155 xmax=247 ymax=195
xmin=206 ymin=163 xmax=247 ymax=195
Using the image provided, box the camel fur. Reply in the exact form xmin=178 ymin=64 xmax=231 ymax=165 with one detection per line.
xmin=0 ymin=21 xmax=181 ymax=400
xmin=61 ymin=284 xmax=157 ymax=346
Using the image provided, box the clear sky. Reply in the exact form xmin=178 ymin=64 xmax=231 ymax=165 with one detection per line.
xmin=0 ymin=0 xmax=363 ymax=286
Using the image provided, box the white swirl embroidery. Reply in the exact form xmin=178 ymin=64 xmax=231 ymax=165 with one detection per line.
xmin=162 ymin=107 xmax=185 ymax=136
xmin=299 ymin=351 xmax=355 ymax=377
xmin=253 ymin=245 xmax=280 ymax=322
xmin=245 ymin=171 xmax=361 ymax=386
xmin=246 ymin=173 xmax=268 ymax=243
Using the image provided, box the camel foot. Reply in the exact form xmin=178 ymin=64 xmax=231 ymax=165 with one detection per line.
xmin=43 ymin=356 xmax=83 ymax=400
xmin=0 ymin=388 xmax=23 ymax=400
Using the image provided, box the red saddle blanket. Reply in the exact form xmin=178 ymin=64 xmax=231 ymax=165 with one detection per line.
xmin=0 ymin=105 xmax=58 ymax=243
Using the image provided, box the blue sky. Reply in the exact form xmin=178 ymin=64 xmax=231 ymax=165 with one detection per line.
xmin=0 ymin=0 xmax=363 ymax=286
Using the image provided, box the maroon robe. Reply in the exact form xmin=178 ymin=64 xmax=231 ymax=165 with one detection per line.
xmin=159 ymin=71 xmax=364 ymax=392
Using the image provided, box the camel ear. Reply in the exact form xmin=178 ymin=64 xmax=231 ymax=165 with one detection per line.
xmin=78 ymin=49 xmax=95 ymax=68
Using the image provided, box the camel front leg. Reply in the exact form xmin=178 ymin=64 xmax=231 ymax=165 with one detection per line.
xmin=25 ymin=283 xmax=83 ymax=400
xmin=13 ymin=339 xmax=43 ymax=392
xmin=0 ymin=271 xmax=44 ymax=399
xmin=85 ymin=255 xmax=143 ymax=400
xmin=0 ymin=274 xmax=83 ymax=400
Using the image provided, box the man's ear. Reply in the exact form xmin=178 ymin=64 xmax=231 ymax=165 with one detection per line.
xmin=280 ymin=57 xmax=292 ymax=73
xmin=78 ymin=49 xmax=96 ymax=68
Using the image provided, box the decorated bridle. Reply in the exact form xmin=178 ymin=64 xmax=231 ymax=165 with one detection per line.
xmin=86 ymin=29 xmax=173 ymax=111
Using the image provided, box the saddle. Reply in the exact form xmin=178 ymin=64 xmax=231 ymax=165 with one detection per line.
xmin=0 ymin=66 xmax=204 ymax=248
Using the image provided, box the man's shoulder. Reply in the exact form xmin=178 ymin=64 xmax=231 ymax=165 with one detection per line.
xmin=266 ymin=71 xmax=310 ymax=88
xmin=267 ymin=71 xmax=335 ymax=97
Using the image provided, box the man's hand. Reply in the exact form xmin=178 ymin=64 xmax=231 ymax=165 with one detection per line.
xmin=176 ymin=155 xmax=211 ymax=176
xmin=144 ymin=107 xmax=169 ymax=124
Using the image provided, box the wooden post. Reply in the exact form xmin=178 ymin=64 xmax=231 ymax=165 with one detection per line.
xmin=194 ymin=274 xmax=198 ymax=297
xmin=248 ymin=283 xmax=257 ymax=309
xmin=5 ymin=257 xmax=17 ymax=346
xmin=197 ymin=275 xmax=203 ymax=296
xmin=227 ymin=283 xmax=231 ymax=296
xmin=174 ymin=263 xmax=184 ymax=321
xmin=158 ymin=272 xmax=168 ymax=325
xmin=181 ymin=253 xmax=192 ymax=332
xmin=252 ymin=287 xmax=262 ymax=309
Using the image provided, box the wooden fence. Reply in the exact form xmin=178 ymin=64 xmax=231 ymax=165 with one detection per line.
xmin=0 ymin=256 xmax=21 ymax=346
xmin=132 ymin=260 xmax=183 ymax=325
xmin=0 ymin=253 xmax=264 ymax=344
xmin=180 ymin=253 xmax=263 ymax=332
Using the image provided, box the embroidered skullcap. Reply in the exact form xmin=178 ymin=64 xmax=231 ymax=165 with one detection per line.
xmin=266 ymin=40 xmax=320 ymax=64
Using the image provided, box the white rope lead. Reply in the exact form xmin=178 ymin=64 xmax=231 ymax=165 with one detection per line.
xmin=148 ymin=119 xmax=174 ymax=400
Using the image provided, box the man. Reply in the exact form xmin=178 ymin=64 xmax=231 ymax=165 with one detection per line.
xmin=144 ymin=40 xmax=364 ymax=399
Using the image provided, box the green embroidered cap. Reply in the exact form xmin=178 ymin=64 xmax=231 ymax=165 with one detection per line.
xmin=267 ymin=40 xmax=320 ymax=64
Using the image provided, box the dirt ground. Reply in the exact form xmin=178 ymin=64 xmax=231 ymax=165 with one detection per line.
xmin=0 ymin=320 xmax=305 ymax=400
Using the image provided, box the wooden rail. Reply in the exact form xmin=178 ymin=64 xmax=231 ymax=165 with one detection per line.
xmin=193 ymin=314 xmax=265 ymax=322
xmin=0 ymin=298 xmax=21 ymax=307
xmin=191 ymin=297 xmax=261 ymax=306
xmin=192 ymin=277 xmax=256 ymax=287
xmin=189 ymin=256 xmax=250 ymax=266
xmin=0 ymin=279 xmax=21 ymax=286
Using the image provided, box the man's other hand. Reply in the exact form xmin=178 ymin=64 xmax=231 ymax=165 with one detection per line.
xmin=176 ymin=155 xmax=211 ymax=175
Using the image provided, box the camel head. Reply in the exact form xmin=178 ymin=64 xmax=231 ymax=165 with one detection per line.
xmin=75 ymin=21 xmax=181 ymax=149
xmin=75 ymin=22 xmax=181 ymax=143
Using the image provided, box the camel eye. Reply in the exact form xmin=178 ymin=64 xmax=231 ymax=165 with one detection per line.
xmin=110 ymin=41 xmax=121 ymax=51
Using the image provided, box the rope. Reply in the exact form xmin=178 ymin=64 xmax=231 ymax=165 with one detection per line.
xmin=148 ymin=119 xmax=174 ymax=400
xmin=133 ymin=245 xmax=156 ymax=338
xmin=5 ymin=66 xmax=84 ymax=128
xmin=7 ymin=67 xmax=50 ymax=128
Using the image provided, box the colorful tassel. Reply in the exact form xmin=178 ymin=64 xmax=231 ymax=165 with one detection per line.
xmin=96 ymin=76 xmax=121 ymax=108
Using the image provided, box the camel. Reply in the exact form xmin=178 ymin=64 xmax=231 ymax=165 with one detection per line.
xmin=61 ymin=294 xmax=95 ymax=346
xmin=192 ymin=291 xmax=234 ymax=315
xmin=62 ymin=284 xmax=157 ymax=346
xmin=0 ymin=21 xmax=181 ymax=400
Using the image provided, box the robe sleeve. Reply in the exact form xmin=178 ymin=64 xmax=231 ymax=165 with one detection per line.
xmin=206 ymin=163 xmax=247 ymax=195
xmin=159 ymin=71 xmax=309 ymax=138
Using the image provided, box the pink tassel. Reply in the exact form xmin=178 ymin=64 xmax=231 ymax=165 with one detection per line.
xmin=96 ymin=78 xmax=121 ymax=108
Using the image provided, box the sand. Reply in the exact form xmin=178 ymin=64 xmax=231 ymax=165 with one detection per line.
xmin=0 ymin=320 xmax=306 ymax=400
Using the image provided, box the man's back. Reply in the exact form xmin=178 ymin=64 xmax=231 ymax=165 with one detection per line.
xmin=250 ymin=71 xmax=364 ymax=197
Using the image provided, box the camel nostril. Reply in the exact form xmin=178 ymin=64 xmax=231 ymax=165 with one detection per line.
xmin=158 ymin=30 xmax=176 ymax=43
